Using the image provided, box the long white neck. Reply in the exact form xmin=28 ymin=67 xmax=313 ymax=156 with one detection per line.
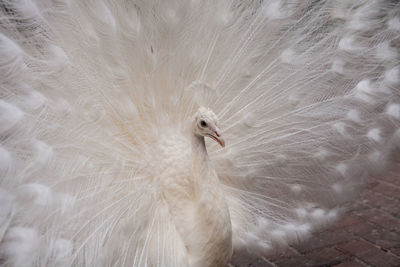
xmin=188 ymin=130 xmax=233 ymax=267
xmin=190 ymin=133 xmax=209 ymax=198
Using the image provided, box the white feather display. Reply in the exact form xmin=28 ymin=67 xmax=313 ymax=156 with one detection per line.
xmin=0 ymin=0 xmax=399 ymax=266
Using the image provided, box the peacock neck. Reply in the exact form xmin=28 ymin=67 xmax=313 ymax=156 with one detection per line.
xmin=190 ymin=133 xmax=210 ymax=197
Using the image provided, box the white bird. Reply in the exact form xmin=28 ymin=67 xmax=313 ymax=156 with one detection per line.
xmin=0 ymin=0 xmax=399 ymax=266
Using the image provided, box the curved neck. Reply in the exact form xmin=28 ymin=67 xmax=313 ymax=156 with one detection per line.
xmin=190 ymin=133 xmax=209 ymax=198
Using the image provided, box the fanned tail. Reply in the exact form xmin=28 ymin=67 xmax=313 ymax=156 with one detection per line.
xmin=0 ymin=0 xmax=399 ymax=266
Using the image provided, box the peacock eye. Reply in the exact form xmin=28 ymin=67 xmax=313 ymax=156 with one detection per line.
xmin=200 ymin=120 xmax=207 ymax=127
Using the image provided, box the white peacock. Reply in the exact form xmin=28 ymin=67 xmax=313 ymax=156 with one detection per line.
xmin=0 ymin=0 xmax=399 ymax=266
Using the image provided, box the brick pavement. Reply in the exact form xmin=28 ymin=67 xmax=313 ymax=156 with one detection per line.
xmin=264 ymin=162 xmax=400 ymax=267
xmin=238 ymin=162 xmax=400 ymax=267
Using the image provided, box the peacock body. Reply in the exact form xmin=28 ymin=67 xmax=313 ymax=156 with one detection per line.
xmin=0 ymin=0 xmax=399 ymax=266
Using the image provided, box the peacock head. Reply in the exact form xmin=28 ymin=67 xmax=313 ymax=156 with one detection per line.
xmin=193 ymin=107 xmax=225 ymax=147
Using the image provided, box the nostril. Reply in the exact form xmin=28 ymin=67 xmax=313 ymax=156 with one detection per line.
xmin=215 ymin=131 xmax=220 ymax=137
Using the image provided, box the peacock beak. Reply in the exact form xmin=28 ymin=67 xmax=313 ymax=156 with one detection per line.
xmin=209 ymin=128 xmax=225 ymax=147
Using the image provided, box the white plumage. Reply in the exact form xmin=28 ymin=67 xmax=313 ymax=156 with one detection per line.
xmin=0 ymin=0 xmax=399 ymax=266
